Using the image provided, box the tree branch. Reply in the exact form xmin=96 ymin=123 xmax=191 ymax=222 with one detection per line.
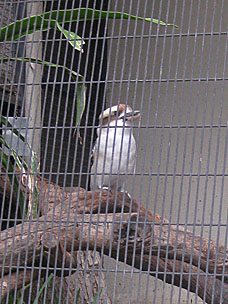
xmin=1 ymin=189 xmax=228 ymax=303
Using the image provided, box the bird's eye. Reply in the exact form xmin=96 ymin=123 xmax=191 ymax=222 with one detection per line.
xmin=113 ymin=111 xmax=118 ymax=116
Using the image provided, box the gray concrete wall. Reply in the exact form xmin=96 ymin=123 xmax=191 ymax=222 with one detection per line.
xmin=104 ymin=0 xmax=228 ymax=302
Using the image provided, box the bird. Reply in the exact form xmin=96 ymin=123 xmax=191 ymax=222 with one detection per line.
xmin=90 ymin=104 xmax=140 ymax=193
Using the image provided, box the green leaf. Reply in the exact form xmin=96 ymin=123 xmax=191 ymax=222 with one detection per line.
xmin=0 ymin=134 xmax=23 ymax=170
xmin=1 ymin=57 xmax=85 ymax=127
xmin=0 ymin=150 xmax=25 ymax=217
xmin=0 ymin=8 xmax=178 ymax=42
xmin=1 ymin=57 xmax=86 ymax=132
xmin=1 ymin=115 xmax=34 ymax=168
xmin=76 ymin=289 xmax=80 ymax=303
xmin=74 ymin=83 xmax=86 ymax=144
xmin=1 ymin=115 xmax=27 ymax=143
xmin=1 ymin=57 xmax=86 ymax=145
xmin=56 ymin=22 xmax=85 ymax=52
xmin=76 ymin=84 xmax=86 ymax=126
xmin=17 ymin=282 xmax=31 ymax=304
xmin=3 ymin=294 xmax=14 ymax=304
xmin=0 ymin=57 xmax=83 ymax=80
xmin=93 ymin=288 xmax=103 ymax=304
xmin=1 ymin=116 xmax=37 ymax=218
xmin=30 ymin=151 xmax=39 ymax=219
xmin=33 ymin=273 xmax=54 ymax=304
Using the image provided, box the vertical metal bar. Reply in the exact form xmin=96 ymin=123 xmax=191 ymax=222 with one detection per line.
xmin=216 ymin=22 xmax=228 ymax=304
xmin=82 ymin=3 xmax=110 ymax=303
xmin=201 ymin=0 xmax=225 ymax=301
xmin=120 ymin=0 xmax=151 ymax=302
xmin=122 ymin=0 xmax=158 ymax=302
xmin=72 ymin=4 xmax=106 ymax=302
xmin=0 ymin=2 xmax=41 ymax=304
xmin=33 ymin=1 xmax=65 ymax=302
xmin=173 ymin=0 xmax=207 ymax=302
xmin=17 ymin=2 xmax=44 ymax=302
xmin=1 ymin=1 xmax=228 ymax=304
xmin=181 ymin=0 xmax=209 ymax=302
xmin=176 ymin=0 xmax=208 ymax=300
xmin=145 ymin=0 xmax=178 ymax=302
xmin=94 ymin=1 xmax=127 ymax=301
xmin=41 ymin=3 xmax=78 ymax=302
xmin=141 ymin=1 xmax=169 ymax=302
xmin=63 ymin=1 xmax=92 ymax=302
xmin=59 ymin=0 xmax=87 ymax=301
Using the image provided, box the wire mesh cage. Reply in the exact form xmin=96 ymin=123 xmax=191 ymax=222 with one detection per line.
xmin=0 ymin=0 xmax=228 ymax=303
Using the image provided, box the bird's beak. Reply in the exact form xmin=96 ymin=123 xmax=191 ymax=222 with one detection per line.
xmin=123 ymin=110 xmax=140 ymax=121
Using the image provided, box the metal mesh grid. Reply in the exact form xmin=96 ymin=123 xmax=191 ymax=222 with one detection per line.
xmin=0 ymin=0 xmax=228 ymax=303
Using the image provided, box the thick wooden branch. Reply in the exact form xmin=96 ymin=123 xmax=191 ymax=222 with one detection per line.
xmin=1 ymin=189 xmax=228 ymax=303
xmin=2 ymin=270 xmax=40 ymax=299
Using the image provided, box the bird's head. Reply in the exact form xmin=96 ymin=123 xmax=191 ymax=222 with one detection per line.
xmin=99 ymin=104 xmax=140 ymax=126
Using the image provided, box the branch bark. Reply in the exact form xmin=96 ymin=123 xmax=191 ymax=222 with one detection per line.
xmin=1 ymin=186 xmax=228 ymax=303
xmin=0 ymin=172 xmax=112 ymax=303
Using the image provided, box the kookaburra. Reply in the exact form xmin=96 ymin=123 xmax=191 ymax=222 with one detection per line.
xmin=90 ymin=104 xmax=140 ymax=192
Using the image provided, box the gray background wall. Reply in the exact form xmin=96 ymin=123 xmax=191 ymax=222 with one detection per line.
xmin=104 ymin=0 xmax=228 ymax=302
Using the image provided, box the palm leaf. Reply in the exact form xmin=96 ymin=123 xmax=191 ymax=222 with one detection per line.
xmin=0 ymin=57 xmax=82 ymax=80
xmin=0 ymin=8 xmax=178 ymax=43
xmin=0 ymin=150 xmax=25 ymax=216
